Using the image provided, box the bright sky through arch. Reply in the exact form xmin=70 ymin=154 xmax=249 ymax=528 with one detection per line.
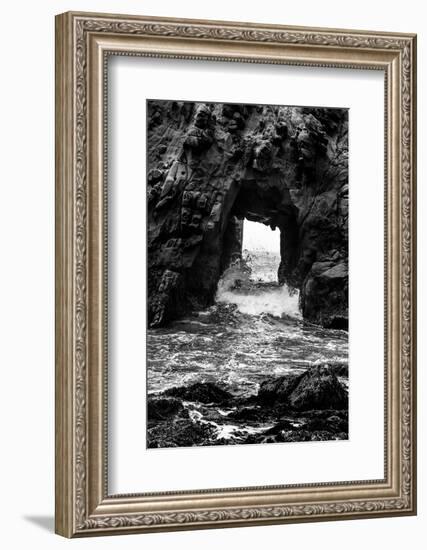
xmin=242 ymin=220 xmax=280 ymax=252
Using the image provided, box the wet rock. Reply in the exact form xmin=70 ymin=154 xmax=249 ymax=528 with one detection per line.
xmin=147 ymin=396 xmax=186 ymax=421
xmin=262 ymin=419 xmax=296 ymax=434
xmin=304 ymin=415 xmax=347 ymax=434
xmin=243 ymin=423 xmax=348 ymax=445
xmin=147 ymin=417 xmax=216 ymax=448
xmin=147 ymin=100 xmax=348 ymax=328
xmin=163 ymin=381 xmax=233 ymax=404
xmin=227 ymin=406 xmax=265 ymax=422
xmin=147 ymin=373 xmax=348 ymax=447
xmin=301 ymin=260 xmax=348 ymax=329
xmin=288 ymin=365 xmax=348 ymax=411
xmin=255 ymin=365 xmax=347 ymax=412
xmin=304 ymin=408 xmax=348 ymax=420
xmin=327 ymin=362 xmax=349 ymax=378
xmin=257 ymin=372 xmax=303 ymax=404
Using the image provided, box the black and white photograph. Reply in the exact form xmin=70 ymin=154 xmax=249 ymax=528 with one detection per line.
xmin=0 ymin=0 xmax=420 ymax=544
xmin=146 ymin=99 xmax=349 ymax=449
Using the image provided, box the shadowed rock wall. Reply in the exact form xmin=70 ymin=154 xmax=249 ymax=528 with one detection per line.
xmin=147 ymin=100 xmax=348 ymax=329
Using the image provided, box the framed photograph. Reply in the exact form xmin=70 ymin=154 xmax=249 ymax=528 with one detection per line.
xmin=55 ymin=11 xmax=417 ymax=537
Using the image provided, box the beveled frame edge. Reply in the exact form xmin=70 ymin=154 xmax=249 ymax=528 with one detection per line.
xmin=55 ymin=11 xmax=417 ymax=538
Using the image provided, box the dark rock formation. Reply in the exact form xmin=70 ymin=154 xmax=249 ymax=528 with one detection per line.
xmin=325 ymin=361 xmax=349 ymax=378
xmin=286 ymin=365 xmax=348 ymax=410
xmin=163 ymin=381 xmax=233 ymax=404
xmin=147 ymin=100 xmax=348 ymax=328
xmin=257 ymin=364 xmax=347 ymax=410
xmin=147 ymin=417 xmax=216 ymax=448
xmin=257 ymin=372 xmax=302 ymax=404
xmin=147 ymin=396 xmax=185 ymax=420
xmin=146 ymin=366 xmax=348 ymax=448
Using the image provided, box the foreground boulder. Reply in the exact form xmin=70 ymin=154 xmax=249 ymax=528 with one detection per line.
xmin=258 ymin=372 xmax=302 ymax=403
xmin=257 ymin=365 xmax=347 ymax=411
xmin=289 ymin=365 xmax=347 ymax=410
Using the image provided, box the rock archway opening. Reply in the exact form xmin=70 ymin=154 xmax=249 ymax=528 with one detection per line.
xmin=216 ymin=213 xmax=302 ymax=319
xmin=219 ymin=179 xmax=301 ymax=293
xmin=242 ymin=220 xmax=280 ymax=283
xmin=147 ymin=100 xmax=349 ymax=329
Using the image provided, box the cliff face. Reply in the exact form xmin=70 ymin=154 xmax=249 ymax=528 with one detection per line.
xmin=147 ymin=100 xmax=348 ymax=329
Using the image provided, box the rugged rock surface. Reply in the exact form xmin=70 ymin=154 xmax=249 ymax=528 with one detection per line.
xmin=147 ymin=365 xmax=348 ymax=448
xmin=147 ymin=100 xmax=348 ymax=328
xmin=286 ymin=365 xmax=348 ymax=410
xmin=147 ymin=417 xmax=217 ymax=448
xmin=147 ymin=396 xmax=186 ymax=420
xmin=258 ymin=364 xmax=347 ymax=410
xmin=163 ymin=381 xmax=233 ymax=404
xmin=257 ymin=372 xmax=302 ymax=404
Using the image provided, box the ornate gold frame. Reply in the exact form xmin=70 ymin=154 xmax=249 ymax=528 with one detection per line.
xmin=55 ymin=11 xmax=417 ymax=537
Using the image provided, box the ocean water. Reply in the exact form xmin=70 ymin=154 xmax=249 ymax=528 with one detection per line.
xmin=147 ymin=251 xmax=348 ymax=398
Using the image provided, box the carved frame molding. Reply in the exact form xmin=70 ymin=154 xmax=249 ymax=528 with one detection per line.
xmin=55 ymin=11 xmax=416 ymax=537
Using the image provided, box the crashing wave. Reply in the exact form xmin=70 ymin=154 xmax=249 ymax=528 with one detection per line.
xmin=215 ymin=257 xmax=301 ymax=319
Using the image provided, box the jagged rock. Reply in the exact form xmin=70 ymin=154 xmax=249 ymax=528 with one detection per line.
xmin=163 ymin=382 xmax=233 ymax=403
xmin=257 ymin=372 xmax=303 ymax=403
xmin=328 ymin=363 xmax=349 ymax=377
xmin=288 ymin=365 xmax=348 ymax=411
xmin=147 ymin=417 xmax=216 ymax=448
xmin=146 ymin=370 xmax=348 ymax=447
xmin=256 ymin=365 xmax=347 ymax=411
xmin=147 ymin=100 xmax=348 ymax=328
xmin=301 ymin=260 xmax=348 ymax=329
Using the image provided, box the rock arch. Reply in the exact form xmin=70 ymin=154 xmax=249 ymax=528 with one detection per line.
xmin=147 ymin=100 xmax=348 ymax=329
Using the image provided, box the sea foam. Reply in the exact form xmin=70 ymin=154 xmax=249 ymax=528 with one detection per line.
xmin=215 ymin=259 xmax=301 ymax=319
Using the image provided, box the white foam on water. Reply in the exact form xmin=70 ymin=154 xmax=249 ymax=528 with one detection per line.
xmin=221 ymin=286 xmax=301 ymax=318
xmin=215 ymin=253 xmax=301 ymax=319
xmin=216 ymin=275 xmax=301 ymax=319
xmin=147 ymin=250 xmax=347 ymax=396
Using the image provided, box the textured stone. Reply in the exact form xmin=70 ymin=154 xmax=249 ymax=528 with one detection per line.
xmin=288 ymin=365 xmax=348 ymax=411
xmin=147 ymin=101 xmax=348 ymax=328
xmin=256 ymin=365 xmax=348 ymax=411
xmin=147 ymin=397 xmax=185 ymax=421
xmin=163 ymin=382 xmax=233 ymax=404
xmin=257 ymin=372 xmax=303 ymax=403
